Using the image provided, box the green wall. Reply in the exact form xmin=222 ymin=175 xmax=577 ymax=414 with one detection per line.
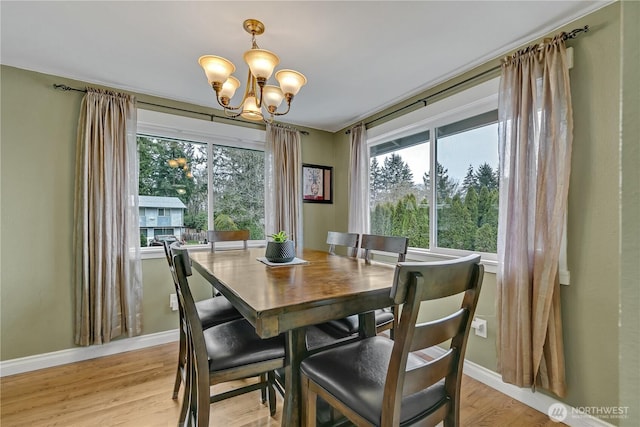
xmin=1 ymin=2 xmax=637 ymax=423
xmin=333 ymin=2 xmax=635 ymax=422
xmin=0 ymin=66 xmax=335 ymax=360
xmin=619 ymin=2 xmax=640 ymax=424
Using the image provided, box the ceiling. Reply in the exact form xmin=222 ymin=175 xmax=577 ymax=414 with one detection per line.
xmin=1 ymin=1 xmax=609 ymax=133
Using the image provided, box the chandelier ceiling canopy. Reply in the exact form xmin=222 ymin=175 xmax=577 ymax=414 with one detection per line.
xmin=199 ymin=19 xmax=307 ymax=123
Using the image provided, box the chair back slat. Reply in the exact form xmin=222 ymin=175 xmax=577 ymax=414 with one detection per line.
xmin=326 ymin=231 xmax=359 ymax=257
xmin=391 ymin=255 xmax=480 ymax=304
xmin=208 ymin=229 xmax=250 ymax=252
xmin=360 ymin=234 xmax=409 ymax=263
xmin=402 ymin=349 xmax=455 ymax=396
xmin=410 ymin=309 xmax=467 ymax=352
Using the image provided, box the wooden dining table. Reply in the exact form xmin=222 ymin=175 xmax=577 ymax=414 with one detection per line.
xmin=189 ymin=247 xmax=396 ymax=427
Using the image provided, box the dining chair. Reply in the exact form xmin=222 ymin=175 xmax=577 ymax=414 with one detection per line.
xmin=300 ymin=254 xmax=484 ymax=427
xmin=170 ymin=245 xmax=286 ymax=426
xmin=208 ymin=229 xmax=250 ymax=252
xmin=326 ymin=231 xmax=359 ymax=257
xmin=319 ymin=234 xmax=409 ymax=339
xmin=162 ymin=241 xmax=242 ymax=400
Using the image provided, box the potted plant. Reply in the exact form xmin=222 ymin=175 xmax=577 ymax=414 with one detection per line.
xmin=265 ymin=231 xmax=296 ymax=263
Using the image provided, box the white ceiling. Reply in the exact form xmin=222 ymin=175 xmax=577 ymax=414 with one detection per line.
xmin=1 ymin=1 xmax=609 ymax=133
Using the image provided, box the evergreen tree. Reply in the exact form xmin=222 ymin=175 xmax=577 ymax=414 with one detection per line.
xmin=381 ymin=154 xmax=414 ymax=187
xmin=415 ymin=198 xmax=430 ymax=248
xmin=433 ymin=162 xmax=458 ymax=202
xmin=461 ymin=164 xmax=477 ymax=195
xmin=475 ymin=223 xmax=498 ymax=253
xmin=370 ymin=157 xmax=384 ymax=206
xmin=438 ymin=194 xmax=475 ymax=250
xmin=475 ymin=162 xmax=498 ymax=191
xmin=465 ymin=186 xmax=479 ymax=227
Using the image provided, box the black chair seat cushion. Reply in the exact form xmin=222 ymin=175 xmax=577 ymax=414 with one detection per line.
xmin=305 ymin=325 xmax=343 ymax=350
xmin=204 ymin=319 xmax=285 ymax=372
xmin=195 ymin=296 xmax=242 ymax=329
xmin=319 ymin=309 xmax=395 ymax=338
xmin=300 ymin=336 xmax=447 ymax=426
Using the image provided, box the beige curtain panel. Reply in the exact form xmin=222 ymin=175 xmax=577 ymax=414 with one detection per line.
xmin=348 ymin=123 xmax=370 ymax=242
xmin=264 ymin=124 xmax=303 ymax=249
xmin=496 ymin=34 xmax=573 ymax=397
xmin=74 ymin=88 xmax=143 ymax=346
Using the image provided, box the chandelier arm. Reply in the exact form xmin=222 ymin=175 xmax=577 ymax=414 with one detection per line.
xmin=270 ymin=100 xmax=292 ymax=117
xmin=213 ymin=90 xmax=243 ymax=112
xmin=222 ymin=108 xmax=244 ymax=119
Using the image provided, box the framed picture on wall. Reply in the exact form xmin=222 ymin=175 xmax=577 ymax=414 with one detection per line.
xmin=302 ymin=164 xmax=333 ymax=204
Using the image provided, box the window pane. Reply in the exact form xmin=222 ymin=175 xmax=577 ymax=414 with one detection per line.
xmin=435 ymin=118 xmax=498 ymax=253
xmin=369 ymin=137 xmax=430 ymax=248
xmin=212 ymin=145 xmax=265 ymax=240
xmin=138 ymin=136 xmax=208 ymax=247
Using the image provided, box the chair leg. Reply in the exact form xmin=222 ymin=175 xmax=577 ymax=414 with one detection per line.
xmin=260 ymin=373 xmax=267 ymax=404
xmin=267 ymin=371 xmax=277 ymax=417
xmin=301 ymin=374 xmax=317 ymax=427
xmin=178 ymin=340 xmax=192 ymax=425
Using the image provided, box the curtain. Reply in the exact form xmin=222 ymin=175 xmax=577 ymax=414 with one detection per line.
xmin=348 ymin=123 xmax=370 ymax=255
xmin=74 ymin=88 xmax=143 ymax=346
xmin=264 ymin=124 xmax=303 ymax=249
xmin=496 ymin=34 xmax=572 ymax=397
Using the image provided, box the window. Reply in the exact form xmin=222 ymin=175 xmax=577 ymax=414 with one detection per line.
xmin=369 ymin=132 xmax=430 ymax=248
xmin=435 ymin=112 xmax=498 ymax=253
xmin=136 ymin=109 xmax=266 ymax=249
xmin=138 ymin=136 xmax=208 ymax=246
xmin=368 ymin=78 xmax=500 ymax=258
xmin=211 ymin=145 xmax=265 ymax=239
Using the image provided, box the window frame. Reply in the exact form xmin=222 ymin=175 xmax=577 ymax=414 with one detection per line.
xmin=368 ymin=79 xmax=500 ymax=266
xmin=136 ymin=109 xmax=267 ymax=258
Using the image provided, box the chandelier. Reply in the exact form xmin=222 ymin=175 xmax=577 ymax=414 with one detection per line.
xmin=198 ymin=19 xmax=307 ymax=123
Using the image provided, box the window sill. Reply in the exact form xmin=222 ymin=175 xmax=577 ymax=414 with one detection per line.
xmin=140 ymin=241 xmax=267 ymax=260
xmin=404 ymin=248 xmax=569 ymax=285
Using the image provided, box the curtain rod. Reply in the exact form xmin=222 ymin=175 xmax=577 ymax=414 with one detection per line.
xmin=346 ymin=25 xmax=589 ymax=135
xmin=52 ymin=84 xmax=310 ymax=135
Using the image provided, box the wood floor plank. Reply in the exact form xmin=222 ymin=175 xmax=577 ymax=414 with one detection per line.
xmin=1 ymin=343 xmax=564 ymax=426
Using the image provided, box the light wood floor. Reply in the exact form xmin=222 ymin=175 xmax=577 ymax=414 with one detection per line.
xmin=1 ymin=343 xmax=564 ymax=427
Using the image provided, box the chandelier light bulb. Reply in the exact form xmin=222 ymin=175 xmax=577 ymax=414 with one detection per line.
xmin=262 ymin=85 xmax=284 ymax=110
xmin=198 ymin=55 xmax=235 ymax=85
xmin=219 ymin=76 xmax=241 ymax=103
xmin=240 ymin=96 xmax=263 ymax=121
xmin=244 ymin=49 xmax=279 ymax=80
xmin=275 ymin=69 xmax=307 ymax=96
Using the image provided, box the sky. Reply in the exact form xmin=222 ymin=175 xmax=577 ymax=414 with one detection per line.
xmin=374 ymin=123 xmax=499 ymax=185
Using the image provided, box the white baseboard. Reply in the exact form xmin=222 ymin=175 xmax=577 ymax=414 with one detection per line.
xmin=0 ymin=329 xmax=179 ymax=377
xmin=423 ymin=347 xmax=615 ymax=427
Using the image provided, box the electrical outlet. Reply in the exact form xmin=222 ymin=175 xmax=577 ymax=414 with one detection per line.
xmin=169 ymin=293 xmax=178 ymax=311
xmin=471 ymin=318 xmax=487 ymax=338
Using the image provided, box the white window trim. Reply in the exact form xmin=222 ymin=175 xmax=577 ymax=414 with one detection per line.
xmin=366 ymin=78 xmax=570 ymax=284
xmin=137 ymin=109 xmax=267 ymax=259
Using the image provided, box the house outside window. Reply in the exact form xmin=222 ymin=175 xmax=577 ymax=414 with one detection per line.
xmin=138 ymin=196 xmax=187 ymax=246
